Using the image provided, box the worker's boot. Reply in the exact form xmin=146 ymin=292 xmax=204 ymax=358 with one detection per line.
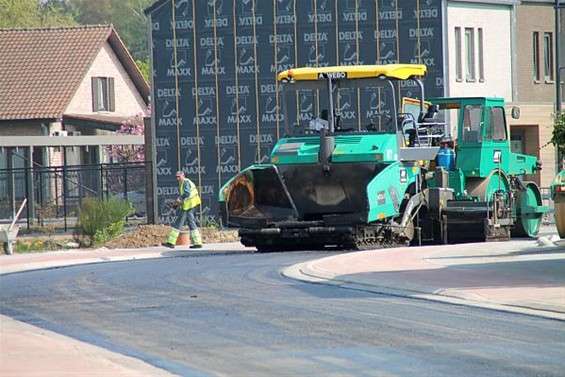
xmin=163 ymin=228 xmax=180 ymax=249
xmin=189 ymin=229 xmax=203 ymax=249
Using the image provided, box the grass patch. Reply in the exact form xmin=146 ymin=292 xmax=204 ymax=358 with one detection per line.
xmin=13 ymin=238 xmax=63 ymax=253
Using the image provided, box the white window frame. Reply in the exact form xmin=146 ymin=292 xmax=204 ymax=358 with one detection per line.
xmin=544 ymin=32 xmax=554 ymax=82
xmin=465 ymin=27 xmax=476 ymax=82
xmin=533 ymin=31 xmax=541 ymax=82
xmin=455 ymin=27 xmax=462 ymax=81
xmin=478 ymin=28 xmax=484 ymax=82
xmin=92 ymin=77 xmax=115 ymax=112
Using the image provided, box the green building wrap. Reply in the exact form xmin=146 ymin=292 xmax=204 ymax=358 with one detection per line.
xmin=145 ymin=0 xmax=445 ymax=224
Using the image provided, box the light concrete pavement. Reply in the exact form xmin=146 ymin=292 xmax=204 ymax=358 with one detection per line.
xmin=0 ymin=242 xmax=244 ymax=377
xmin=284 ymin=233 xmax=565 ymax=321
xmin=1 ymin=229 xmax=563 ymax=376
xmin=0 ymin=314 xmax=175 ymax=377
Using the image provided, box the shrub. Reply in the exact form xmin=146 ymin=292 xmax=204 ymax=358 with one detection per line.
xmin=553 ymin=112 xmax=565 ymax=155
xmin=78 ymin=197 xmax=134 ymax=246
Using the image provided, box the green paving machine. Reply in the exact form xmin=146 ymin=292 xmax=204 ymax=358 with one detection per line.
xmin=219 ymin=64 xmax=546 ymax=251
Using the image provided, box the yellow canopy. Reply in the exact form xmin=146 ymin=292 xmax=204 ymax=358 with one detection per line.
xmin=277 ymin=64 xmax=427 ymax=82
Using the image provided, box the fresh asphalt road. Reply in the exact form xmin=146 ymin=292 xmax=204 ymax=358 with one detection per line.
xmin=1 ymin=251 xmax=563 ymax=377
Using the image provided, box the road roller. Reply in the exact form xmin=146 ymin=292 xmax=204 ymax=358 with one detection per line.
xmin=218 ymin=64 xmax=546 ymax=251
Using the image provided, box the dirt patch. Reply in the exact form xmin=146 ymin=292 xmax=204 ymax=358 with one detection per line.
xmin=103 ymin=225 xmax=240 ymax=249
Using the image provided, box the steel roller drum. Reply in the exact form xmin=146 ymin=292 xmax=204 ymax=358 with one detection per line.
xmin=512 ymin=181 xmax=544 ymax=238
xmin=444 ymin=170 xmax=512 ymax=243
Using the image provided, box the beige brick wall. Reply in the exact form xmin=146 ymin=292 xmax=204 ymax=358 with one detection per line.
xmin=66 ymin=43 xmax=147 ymax=116
xmin=446 ymin=3 xmax=512 ymax=99
xmin=512 ymin=2 xmax=557 ymax=189
xmin=515 ymin=4 xmax=555 ymax=103
xmin=47 ymin=121 xmax=64 ymax=166
xmin=508 ymin=103 xmax=557 ymax=189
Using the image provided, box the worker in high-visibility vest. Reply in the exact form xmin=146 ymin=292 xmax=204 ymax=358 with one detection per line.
xmin=162 ymin=171 xmax=203 ymax=249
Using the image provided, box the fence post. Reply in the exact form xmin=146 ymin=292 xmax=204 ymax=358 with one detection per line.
xmin=24 ymin=165 xmax=31 ymax=229
xmin=144 ymin=116 xmax=157 ymax=224
xmin=145 ymin=160 xmax=155 ymax=224
xmin=62 ymin=164 xmax=68 ymax=231
xmin=26 ymin=148 xmax=35 ymax=226
xmin=123 ymin=164 xmax=128 ymax=198
xmin=8 ymin=153 xmax=15 ymax=219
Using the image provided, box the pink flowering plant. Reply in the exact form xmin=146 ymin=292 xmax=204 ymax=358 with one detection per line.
xmin=106 ymin=112 xmax=146 ymax=163
xmin=105 ymin=110 xmax=149 ymax=198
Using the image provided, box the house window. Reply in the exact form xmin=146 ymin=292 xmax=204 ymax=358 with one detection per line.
xmin=455 ymin=27 xmax=462 ymax=81
xmin=544 ymin=32 xmax=554 ymax=82
xmin=478 ymin=28 xmax=484 ymax=81
xmin=533 ymin=32 xmax=541 ymax=82
xmin=91 ymin=77 xmax=115 ymax=112
xmin=465 ymin=27 xmax=475 ymax=81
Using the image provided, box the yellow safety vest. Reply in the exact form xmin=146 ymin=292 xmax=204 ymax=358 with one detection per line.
xmin=180 ymin=178 xmax=201 ymax=210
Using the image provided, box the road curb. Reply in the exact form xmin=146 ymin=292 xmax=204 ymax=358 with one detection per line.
xmin=0 ymin=242 xmax=252 ymax=275
xmin=282 ymin=259 xmax=565 ymax=321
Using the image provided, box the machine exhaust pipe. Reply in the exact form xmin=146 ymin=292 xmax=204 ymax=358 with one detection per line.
xmin=319 ymin=128 xmax=334 ymax=172
xmin=319 ymin=73 xmax=336 ymax=172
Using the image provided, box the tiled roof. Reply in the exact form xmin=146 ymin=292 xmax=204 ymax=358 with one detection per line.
xmin=0 ymin=25 xmax=149 ymax=121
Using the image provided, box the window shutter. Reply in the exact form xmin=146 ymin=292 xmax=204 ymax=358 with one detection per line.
xmin=108 ymin=77 xmax=115 ymax=112
xmin=91 ymin=77 xmax=100 ymax=111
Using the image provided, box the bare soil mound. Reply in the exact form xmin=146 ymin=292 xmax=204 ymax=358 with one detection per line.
xmin=103 ymin=224 xmax=240 ymax=249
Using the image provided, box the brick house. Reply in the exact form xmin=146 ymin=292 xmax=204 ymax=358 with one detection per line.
xmin=0 ymin=25 xmax=150 ymax=170
xmin=0 ymin=25 xmax=151 ymax=221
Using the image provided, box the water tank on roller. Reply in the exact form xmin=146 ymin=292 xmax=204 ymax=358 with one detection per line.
xmin=437 ymin=148 xmax=455 ymax=171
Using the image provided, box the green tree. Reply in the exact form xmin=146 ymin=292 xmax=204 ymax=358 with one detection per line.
xmin=136 ymin=58 xmax=150 ymax=83
xmin=39 ymin=0 xmax=76 ymax=26
xmin=0 ymin=0 xmax=38 ymax=27
xmin=71 ymin=0 xmax=113 ymax=24
xmin=70 ymin=0 xmax=153 ymax=60
xmin=1 ymin=0 xmax=152 ymax=60
xmin=0 ymin=0 xmax=75 ymax=27
xmin=111 ymin=0 xmax=153 ymax=60
xmin=553 ymin=113 xmax=565 ymax=156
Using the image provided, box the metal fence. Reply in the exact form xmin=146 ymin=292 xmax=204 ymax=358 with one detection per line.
xmin=0 ymin=162 xmax=149 ymax=231
xmin=0 ymin=162 xmax=555 ymax=232
xmin=541 ymin=186 xmax=555 ymax=225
